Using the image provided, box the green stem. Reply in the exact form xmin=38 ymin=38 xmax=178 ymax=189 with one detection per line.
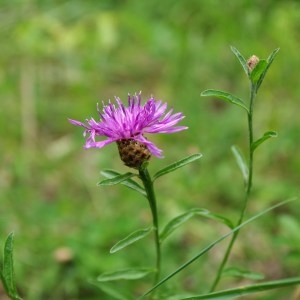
xmin=209 ymin=83 xmax=257 ymax=292
xmin=139 ymin=167 xmax=161 ymax=285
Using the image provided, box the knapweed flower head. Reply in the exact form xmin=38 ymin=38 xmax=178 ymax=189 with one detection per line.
xmin=69 ymin=92 xmax=187 ymax=168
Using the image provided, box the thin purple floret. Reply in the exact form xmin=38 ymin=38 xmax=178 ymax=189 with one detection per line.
xmin=68 ymin=92 xmax=187 ymax=158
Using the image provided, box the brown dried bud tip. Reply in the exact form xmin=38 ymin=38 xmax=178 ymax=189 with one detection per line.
xmin=247 ymin=55 xmax=260 ymax=72
xmin=117 ymin=139 xmax=151 ymax=169
xmin=53 ymin=247 xmax=74 ymax=264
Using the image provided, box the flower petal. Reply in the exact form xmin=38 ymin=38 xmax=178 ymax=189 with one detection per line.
xmin=69 ymin=92 xmax=187 ymax=158
xmin=136 ymin=135 xmax=163 ymax=158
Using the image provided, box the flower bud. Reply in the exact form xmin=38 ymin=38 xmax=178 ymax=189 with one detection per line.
xmin=247 ymin=55 xmax=260 ymax=72
xmin=117 ymin=139 xmax=151 ymax=169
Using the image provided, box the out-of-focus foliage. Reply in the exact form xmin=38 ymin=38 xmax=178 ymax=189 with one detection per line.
xmin=0 ymin=0 xmax=299 ymax=299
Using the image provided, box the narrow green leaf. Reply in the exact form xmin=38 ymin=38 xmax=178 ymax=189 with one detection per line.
xmin=231 ymin=145 xmax=249 ymax=184
xmin=267 ymin=47 xmax=280 ymax=64
xmin=97 ymin=268 xmax=153 ymax=282
xmin=153 ymin=153 xmax=202 ymax=181
xmin=230 ymin=46 xmax=249 ymax=76
xmin=110 ymin=227 xmax=153 ymax=253
xmin=178 ymin=277 xmax=300 ymax=299
xmin=257 ymin=48 xmax=280 ymax=90
xmin=160 ymin=208 xmax=233 ymax=242
xmin=100 ymin=170 xmax=146 ymax=196
xmin=1 ymin=233 xmax=22 ymax=300
xmin=97 ymin=172 xmax=136 ymax=186
xmin=142 ymin=197 xmax=297 ymax=297
xmin=101 ymin=170 xmax=120 ymax=178
xmin=89 ymin=280 xmax=131 ymax=300
xmin=201 ymin=89 xmax=249 ymax=113
xmin=223 ymin=267 xmax=265 ymax=280
xmin=250 ymin=59 xmax=268 ymax=83
xmin=251 ymin=131 xmax=278 ymax=152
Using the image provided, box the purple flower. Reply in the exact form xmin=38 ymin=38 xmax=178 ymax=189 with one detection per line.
xmin=69 ymin=92 xmax=187 ymax=161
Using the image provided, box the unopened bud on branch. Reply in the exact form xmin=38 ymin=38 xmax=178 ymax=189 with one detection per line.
xmin=247 ymin=55 xmax=260 ymax=72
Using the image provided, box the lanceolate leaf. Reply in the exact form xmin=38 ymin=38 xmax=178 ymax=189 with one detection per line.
xmin=251 ymin=131 xmax=278 ymax=152
xmin=153 ymin=153 xmax=202 ymax=181
xmin=230 ymin=46 xmax=249 ymax=77
xmin=201 ymin=89 xmax=249 ymax=113
xmin=177 ymin=277 xmax=300 ymax=299
xmin=97 ymin=268 xmax=153 ymax=282
xmin=1 ymin=233 xmax=22 ymax=300
xmin=250 ymin=59 xmax=268 ymax=83
xmin=100 ymin=170 xmax=145 ymax=196
xmin=160 ymin=208 xmax=233 ymax=242
xmin=97 ymin=172 xmax=136 ymax=186
xmin=110 ymin=227 xmax=153 ymax=253
xmin=231 ymin=145 xmax=249 ymax=185
xmin=256 ymin=47 xmax=280 ymax=90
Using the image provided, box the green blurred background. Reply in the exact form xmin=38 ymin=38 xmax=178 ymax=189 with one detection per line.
xmin=1 ymin=0 xmax=300 ymax=299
